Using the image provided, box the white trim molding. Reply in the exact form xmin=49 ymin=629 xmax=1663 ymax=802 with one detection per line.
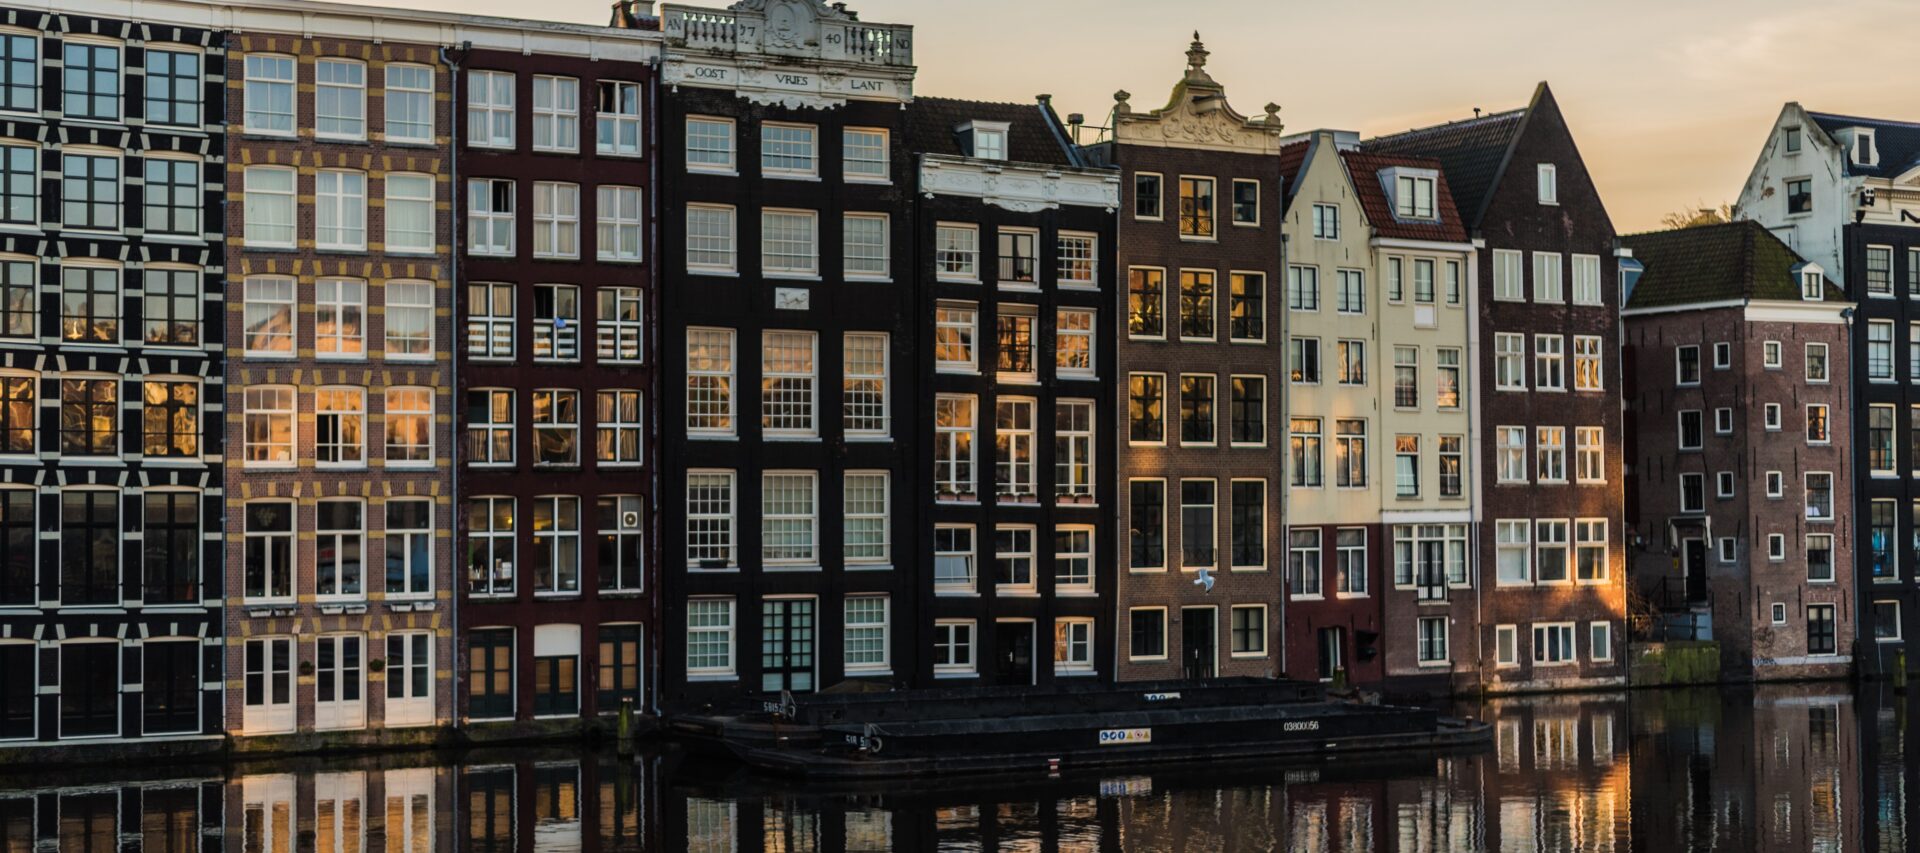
xmin=919 ymin=154 xmax=1119 ymax=213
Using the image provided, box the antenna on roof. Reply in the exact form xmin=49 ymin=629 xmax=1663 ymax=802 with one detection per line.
xmin=1473 ymin=108 xmax=1482 ymax=118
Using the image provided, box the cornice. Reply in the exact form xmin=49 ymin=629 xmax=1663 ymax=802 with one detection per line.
xmin=919 ymin=154 xmax=1119 ymax=213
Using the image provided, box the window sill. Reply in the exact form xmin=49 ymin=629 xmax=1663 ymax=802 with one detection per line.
xmin=846 ymin=564 xmax=892 ymax=572
xmin=934 ymin=590 xmax=980 ymax=598
xmin=933 ymin=671 xmax=979 ymax=679
xmin=686 ymin=268 xmax=740 ymax=278
xmin=685 ymin=674 xmax=738 ymax=683
xmin=935 ymin=277 xmax=982 ymax=285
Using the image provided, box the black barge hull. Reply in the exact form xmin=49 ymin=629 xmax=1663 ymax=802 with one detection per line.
xmin=672 ymin=678 xmax=1491 ymax=780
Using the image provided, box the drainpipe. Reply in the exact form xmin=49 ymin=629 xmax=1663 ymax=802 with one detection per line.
xmin=1277 ymin=226 xmax=1291 ymax=679
xmin=647 ymin=66 xmax=663 ymax=718
xmin=1463 ymin=238 xmax=1484 ymax=690
xmin=438 ymin=42 xmax=466 ymax=734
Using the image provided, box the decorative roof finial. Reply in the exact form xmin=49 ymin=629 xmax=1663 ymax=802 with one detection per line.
xmin=1187 ymin=32 xmax=1208 ymax=71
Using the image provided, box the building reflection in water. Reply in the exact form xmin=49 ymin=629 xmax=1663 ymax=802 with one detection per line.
xmin=0 ymin=685 xmax=1896 ymax=852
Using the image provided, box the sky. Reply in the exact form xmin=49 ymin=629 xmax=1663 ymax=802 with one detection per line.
xmin=331 ymin=0 xmax=1919 ymax=232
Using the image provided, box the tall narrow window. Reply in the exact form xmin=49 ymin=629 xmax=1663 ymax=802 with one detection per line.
xmin=995 ymin=399 xmax=1037 ymax=500
xmin=468 ymin=178 xmax=515 ymax=256
xmin=243 ymin=166 xmax=296 ymax=247
xmin=0 ymin=34 xmax=35 ymax=114
xmin=314 ymin=59 xmax=366 ymax=139
xmin=844 ymin=332 xmax=889 ymax=437
xmin=315 ymin=169 xmax=367 ymax=250
xmin=532 ymin=389 xmax=581 ymax=467
xmin=61 ymin=41 xmax=120 ymax=122
xmin=244 ymin=386 xmax=295 ymax=465
xmin=1180 ymin=375 xmax=1215 ymax=445
xmin=141 ymin=379 xmax=198 ymax=458
xmin=686 ymin=472 xmax=736 ymax=568
xmin=514 ymin=287 xmax=569 ymax=363
xmin=468 ymin=497 xmax=516 ymax=594
xmin=61 ymin=490 xmax=119 ymax=605
xmin=143 ymin=268 xmax=199 ymax=346
xmin=315 ymin=500 xmax=364 ymax=599
xmin=244 ymin=54 xmax=295 ymax=134
xmin=384 ymin=387 xmax=433 ymax=465
xmin=385 ymin=499 xmax=433 ymax=598
xmin=1128 ymin=374 xmax=1163 ymax=443
xmin=843 ymin=212 xmax=890 ymax=279
xmin=533 ymin=182 xmax=580 ymax=259
xmin=598 ymin=496 xmax=646 ymax=592
xmin=385 ymin=64 xmax=434 ymax=144
xmin=1056 ymin=308 xmax=1095 ymax=378
xmin=934 ymin=395 xmax=975 ymax=497
xmin=315 ymin=386 xmax=367 ymax=466
xmin=1130 ymin=481 xmax=1165 ymax=570
xmin=384 ymin=174 xmax=435 ymax=254
xmin=1128 ymin=268 xmax=1165 ymax=337
xmin=315 ymin=278 xmax=366 ymax=358
xmin=1231 ymin=480 xmax=1266 ymax=569
xmin=533 ymin=496 xmax=581 ymax=593
xmin=1232 ymin=376 xmax=1266 ymax=445
xmin=761 ymin=330 xmax=817 ymax=437
xmin=531 ymin=75 xmax=579 ymax=152
xmin=62 ymin=152 xmax=119 ymax=231
xmin=1181 ymin=480 xmax=1217 ymax=570
xmin=1229 ymin=272 xmax=1264 ymax=341
xmin=142 ymin=491 xmax=197 ymax=605
xmin=143 ymin=156 xmax=199 ymax=236
xmin=596 ymin=389 xmax=643 ymax=466
xmin=468 ymin=70 xmax=515 ymax=149
xmin=1178 ymin=176 xmax=1215 ymax=238
xmin=59 ymin=378 xmax=116 ymax=455
xmin=761 ymin=472 xmax=817 ymax=566
xmin=1179 ymin=270 xmax=1215 ymax=339
xmin=843 ymin=473 xmax=889 ymax=567
xmin=598 ymin=81 xmax=643 ymax=155
xmin=1055 ymin=401 xmax=1094 ymax=500
xmin=244 ymin=501 xmax=294 ymax=601
xmin=1335 ymin=420 xmax=1367 ymax=488
xmin=1291 ymin=417 xmax=1323 ymax=488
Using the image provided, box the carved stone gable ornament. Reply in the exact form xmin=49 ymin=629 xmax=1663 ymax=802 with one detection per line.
xmin=1113 ymin=36 xmax=1283 ymax=153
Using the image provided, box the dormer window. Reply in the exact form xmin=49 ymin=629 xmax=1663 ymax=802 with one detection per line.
xmin=1537 ymin=164 xmax=1557 ymax=205
xmin=1799 ymin=266 xmax=1824 ymax=301
xmin=1783 ymin=126 xmax=1802 ymax=154
xmin=1852 ymin=128 xmax=1878 ymax=167
xmin=958 ymin=120 xmax=1010 ymax=161
xmin=1383 ymin=168 xmax=1437 ymax=221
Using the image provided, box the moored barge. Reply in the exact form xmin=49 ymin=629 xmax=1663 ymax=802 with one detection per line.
xmin=672 ymin=678 xmax=1490 ymax=779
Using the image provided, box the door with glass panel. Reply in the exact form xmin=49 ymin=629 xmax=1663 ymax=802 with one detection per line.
xmin=243 ymin=637 xmax=294 ymax=734
xmin=385 ymin=631 xmax=434 ymax=727
xmin=314 ymin=634 xmax=365 ymax=730
xmin=760 ymin=597 xmax=816 ymax=693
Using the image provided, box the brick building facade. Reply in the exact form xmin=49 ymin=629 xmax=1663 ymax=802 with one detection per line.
xmin=455 ymin=34 xmax=660 ymax=728
xmin=1370 ymin=84 xmax=1628 ymax=692
xmin=909 ymin=96 xmax=1119 ymax=686
xmin=1623 ymin=222 xmax=1855 ymax=678
xmin=0 ymin=2 xmax=227 ymax=757
xmin=1093 ymin=39 xmax=1287 ymax=682
xmin=224 ymin=17 xmax=457 ymax=743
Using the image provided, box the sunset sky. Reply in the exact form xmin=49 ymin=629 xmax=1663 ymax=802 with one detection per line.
xmin=339 ymin=0 xmax=1916 ymax=232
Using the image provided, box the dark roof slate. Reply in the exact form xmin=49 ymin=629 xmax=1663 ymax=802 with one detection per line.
xmin=905 ymin=97 xmax=1071 ymax=166
xmin=1365 ymin=108 xmax=1525 ymax=226
xmin=1807 ymin=111 xmax=1920 ymax=178
xmin=1339 ymin=150 xmax=1469 ymax=244
xmin=1620 ymin=220 xmax=1843 ymax=309
xmin=1276 ymin=140 xmax=1308 ymax=205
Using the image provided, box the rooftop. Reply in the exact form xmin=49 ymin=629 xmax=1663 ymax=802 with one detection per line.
xmin=1620 ymin=220 xmax=1844 ymax=309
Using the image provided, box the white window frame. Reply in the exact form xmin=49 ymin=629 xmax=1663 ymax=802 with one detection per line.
xmin=468 ymin=69 xmax=516 ymax=150
xmin=686 ymin=204 xmax=737 ymax=274
xmin=383 ymin=63 xmax=435 ymax=145
xmin=314 ymin=58 xmax=367 ymax=142
xmin=761 ymin=122 xmax=819 ymax=178
xmin=685 ymin=115 xmax=737 ymax=174
xmin=760 ymin=208 xmax=818 ymax=277
xmin=531 ymin=181 xmax=581 ymax=260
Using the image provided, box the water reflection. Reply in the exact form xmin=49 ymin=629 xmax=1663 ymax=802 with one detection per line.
xmin=0 ymin=684 xmax=1906 ymax=851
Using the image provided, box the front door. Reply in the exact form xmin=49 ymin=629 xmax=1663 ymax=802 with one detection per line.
xmin=1317 ymin=626 xmax=1345 ymax=681
xmin=314 ymin=634 xmax=365 ymax=730
xmin=243 ymin=637 xmax=294 ymax=734
xmin=1182 ymin=607 xmax=1216 ymax=679
xmin=995 ymin=620 xmax=1033 ymax=685
xmin=1683 ymin=538 xmax=1708 ymax=602
xmin=761 ymin=598 xmax=816 ymax=693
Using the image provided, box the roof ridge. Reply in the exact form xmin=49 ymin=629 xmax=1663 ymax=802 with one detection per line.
xmin=1807 ymin=110 xmax=1920 ymax=129
xmin=1367 ymin=107 xmax=1526 ymax=144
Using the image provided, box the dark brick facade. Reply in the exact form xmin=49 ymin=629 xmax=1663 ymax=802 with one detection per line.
xmin=657 ymin=86 xmax=918 ymax=712
xmin=1624 ymin=304 xmax=1855 ymax=677
xmin=455 ymin=48 xmax=657 ymax=725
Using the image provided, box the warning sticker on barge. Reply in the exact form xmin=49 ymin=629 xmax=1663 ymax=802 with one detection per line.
xmin=1098 ymin=728 xmax=1153 ymax=745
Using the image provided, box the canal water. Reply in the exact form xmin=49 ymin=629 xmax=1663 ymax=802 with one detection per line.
xmin=0 ymin=683 xmax=1909 ymax=851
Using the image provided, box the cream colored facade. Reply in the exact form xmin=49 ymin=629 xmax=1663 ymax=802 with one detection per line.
xmin=1278 ymin=129 xmax=1479 ymax=685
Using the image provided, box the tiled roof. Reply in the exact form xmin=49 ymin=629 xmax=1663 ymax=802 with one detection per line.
xmin=1619 ymin=220 xmax=1843 ymax=309
xmin=1276 ymin=140 xmax=1308 ymax=204
xmin=1807 ymin=111 xmax=1920 ymax=178
xmin=1339 ymin=150 xmax=1469 ymax=244
xmin=904 ymin=97 xmax=1072 ymax=166
xmin=1365 ymin=108 xmax=1525 ymax=227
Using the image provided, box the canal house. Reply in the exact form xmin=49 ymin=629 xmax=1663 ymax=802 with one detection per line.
xmin=1622 ymin=222 xmax=1856 ymax=679
xmin=1089 ymin=37 xmax=1288 ymax=684
xmin=908 ymin=95 xmax=1119 ymax=687
xmin=650 ymin=0 xmax=921 ymax=711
